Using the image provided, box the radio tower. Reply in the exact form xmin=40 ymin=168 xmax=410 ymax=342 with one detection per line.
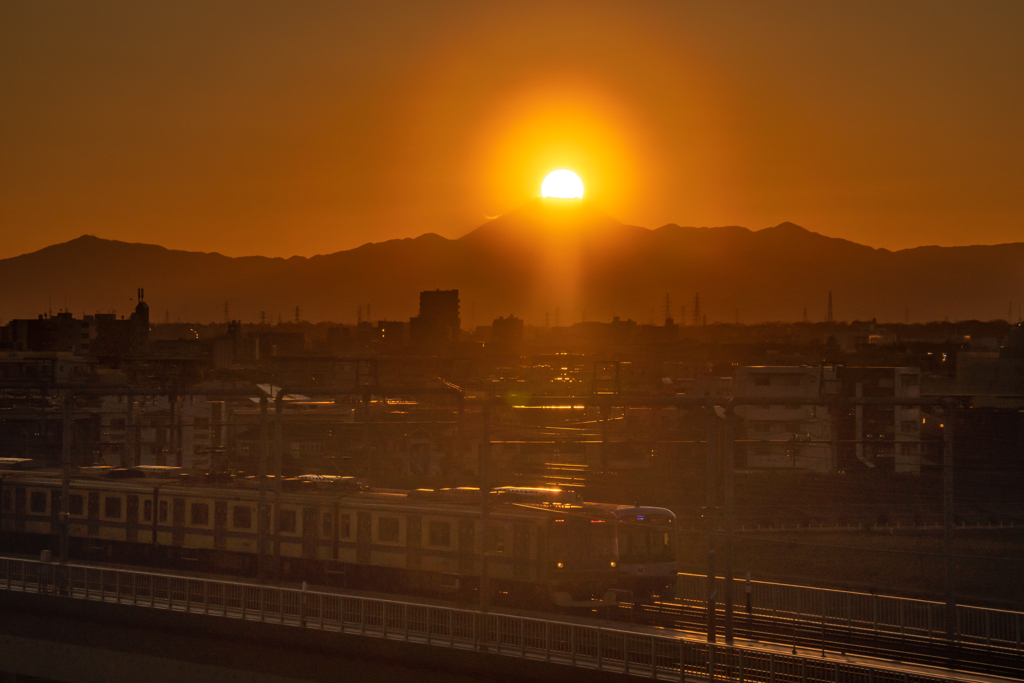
xmin=692 ymin=293 xmax=701 ymax=327
xmin=664 ymin=293 xmax=672 ymax=324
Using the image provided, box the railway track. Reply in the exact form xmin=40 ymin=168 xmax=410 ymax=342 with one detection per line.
xmin=612 ymin=599 xmax=1024 ymax=679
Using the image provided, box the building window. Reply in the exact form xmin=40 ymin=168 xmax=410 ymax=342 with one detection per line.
xmin=428 ymin=521 xmax=451 ymax=547
xmin=279 ymin=509 xmax=297 ymax=534
xmin=489 ymin=525 xmax=505 ymax=553
xmin=30 ymin=491 xmax=47 ymax=513
xmin=340 ymin=514 xmax=351 ymax=539
xmin=232 ymin=505 xmax=252 ymax=530
xmin=104 ymin=496 xmax=122 ymax=519
xmin=158 ymin=500 xmax=168 ymax=523
xmin=378 ymin=516 xmax=399 ymax=543
xmin=321 ymin=513 xmax=333 ymax=538
xmin=69 ymin=494 xmax=84 ymax=516
xmin=190 ymin=502 xmax=209 ymax=526
xmin=143 ymin=499 xmax=153 ymax=522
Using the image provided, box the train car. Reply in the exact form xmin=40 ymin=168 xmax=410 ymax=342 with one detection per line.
xmin=612 ymin=506 xmax=678 ymax=601
xmin=0 ymin=469 xmax=621 ymax=609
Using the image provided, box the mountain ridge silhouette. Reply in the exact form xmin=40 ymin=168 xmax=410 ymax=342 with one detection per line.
xmin=2 ymin=201 xmax=1022 ymax=325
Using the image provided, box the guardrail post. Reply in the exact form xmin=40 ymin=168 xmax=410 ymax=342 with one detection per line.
xmin=544 ymin=621 xmax=549 ymax=662
xmin=769 ymin=652 xmax=774 ymax=683
xmin=203 ymin=581 xmax=208 ymax=615
xmin=650 ymin=636 xmax=657 ymax=679
xmin=115 ymin=572 xmax=121 ymax=605
xmin=451 ymin=609 xmax=456 ymax=648
xmin=708 ymin=644 xmax=715 ymax=682
xmin=678 ymin=641 xmax=685 ymax=683
xmin=570 ymin=625 xmax=576 ymax=666
xmin=520 ymin=618 xmax=525 ymax=657
xmin=426 ymin=607 xmax=432 ymax=645
xmin=185 ymin=580 xmax=191 ymax=613
xmin=597 ymin=628 xmax=602 ymax=671
xmin=738 ymin=650 xmax=744 ymax=683
xmin=800 ymin=659 xmax=806 ymax=683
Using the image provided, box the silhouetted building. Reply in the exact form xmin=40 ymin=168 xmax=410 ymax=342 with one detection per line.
xmin=410 ymin=289 xmax=460 ymax=348
xmin=491 ymin=314 xmax=524 ymax=349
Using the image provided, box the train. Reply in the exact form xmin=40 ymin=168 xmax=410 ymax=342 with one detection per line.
xmin=0 ymin=467 xmax=677 ymax=609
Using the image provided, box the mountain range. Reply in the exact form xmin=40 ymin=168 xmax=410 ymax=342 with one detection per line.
xmin=2 ymin=199 xmax=1022 ymax=326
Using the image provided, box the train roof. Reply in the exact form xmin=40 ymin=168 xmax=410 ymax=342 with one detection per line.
xmin=0 ymin=469 xmax=618 ymax=521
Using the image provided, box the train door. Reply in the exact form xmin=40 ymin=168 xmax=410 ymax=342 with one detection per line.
xmin=126 ymin=495 xmax=139 ymax=543
xmin=50 ymin=490 xmax=61 ymax=535
xmin=14 ymin=487 xmax=26 ymax=532
xmin=458 ymin=519 xmax=475 ymax=575
xmin=513 ymin=523 xmax=530 ymax=580
xmin=301 ymin=508 xmax=317 ymax=559
xmin=356 ymin=512 xmax=371 ymax=564
xmin=172 ymin=498 xmax=185 ymax=546
xmin=214 ymin=501 xmax=227 ymax=551
xmin=87 ymin=492 xmax=99 ymax=536
xmin=406 ymin=514 xmax=421 ymax=571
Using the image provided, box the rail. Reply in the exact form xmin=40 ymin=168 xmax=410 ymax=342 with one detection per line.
xmin=0 ymin=557 xmax=1006 ymax=683
xmin=676 ymin=573 xmax=1024 ymax=653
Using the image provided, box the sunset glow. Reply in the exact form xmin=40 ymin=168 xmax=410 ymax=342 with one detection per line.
xmin=541 ymin=170 xmax=584 ymax=199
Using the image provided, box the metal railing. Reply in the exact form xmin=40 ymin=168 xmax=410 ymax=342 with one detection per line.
xmin=0 ymin=556 xmax=1003 ymax=683
xmin=676 ymin=573 xmax=1024 ymax=652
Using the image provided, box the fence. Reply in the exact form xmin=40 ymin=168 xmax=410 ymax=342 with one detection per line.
xmin=676 ymin=573 xmax=1024 ymax=653
xmin=0 ymin=557 xmax=997 ymax=683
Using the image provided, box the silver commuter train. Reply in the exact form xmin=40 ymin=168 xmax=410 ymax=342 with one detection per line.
xmin=0 ymin=469 xmax=623 ymax=608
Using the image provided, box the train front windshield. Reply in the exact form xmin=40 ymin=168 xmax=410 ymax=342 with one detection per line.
xmin=548 ymin=517 xmax=617 ymax=569
xmin=617 ymin=511 xmax=677 ymax=564
xmin=619 ymin=526 xmax=675 ymax=564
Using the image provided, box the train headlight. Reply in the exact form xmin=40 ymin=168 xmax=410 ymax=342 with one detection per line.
xmin=556 ymin=562 xmax=564 ymax=569
xmin=610 ymin=561 xmax=616 ymax=568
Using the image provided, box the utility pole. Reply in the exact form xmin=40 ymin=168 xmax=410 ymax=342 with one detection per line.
xmin=60 ymin=392 xmax=71 ymax=564
xmin=258 ymin=395 xmax=268 ymax=583
xmin=693 ymin=293 xmax=701 ymax=327
xmin=723 ymin=405 xmax=736 ymax=644
xmin=480 ymin=393 xmax=492 ymax=613
xmin=943 ymin=406 xmax=957 ymax=655
xmin=274 ymin=389 xmax=285 ymax=574
xmin=827 ymin=291 xmax=833 ymax=323
xmin=705 ymin=402 xmax=718 ymax=642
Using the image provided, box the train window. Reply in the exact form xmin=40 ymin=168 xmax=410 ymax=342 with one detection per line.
xmin=158 ymin=500 xmax=168 ymax=523
xmin=232 ymin=505 xmax=252 ymax=530
xmin=104 ymin=496 xmax=122 ymax=519
xmin=30 ymin=491 xmax=47 ymax=513
xmin=428 ymin=521 xmax=451 ymax=547
xmin=279 ymin=509 xmax=297 ymax=533
xmin=69 ymin=495 xmax=84 ymax=516
xmin=190 ymin=502 xmax=209 ymax=526
xmin=143 ymin=500 xmax=153 ymax=522
xmin=378 ymin=516 xmax=399 ymax=543
xmin=488 ymin=525 xmax=505 ymax=553
xmin=339 ymin=514 xmax=351 ymax=539
xmin=321 ymin=513 xmax=333 ymax=538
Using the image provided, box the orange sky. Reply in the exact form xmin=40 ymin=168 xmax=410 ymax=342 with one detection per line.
xmin=1 ymin=1 xmax=1022 ymax=259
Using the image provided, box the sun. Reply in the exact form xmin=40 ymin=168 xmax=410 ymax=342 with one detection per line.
xmin=541 ymin=170 xmax=584 ymax=199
